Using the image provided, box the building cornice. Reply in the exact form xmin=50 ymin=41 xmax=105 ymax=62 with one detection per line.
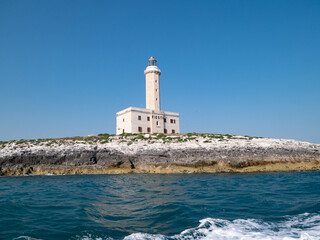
xmin=116 ymin=106 xmax=179 ymax=117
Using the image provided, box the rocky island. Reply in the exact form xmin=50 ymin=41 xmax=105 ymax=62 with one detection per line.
xmin=0 ymin=133 xmax=319 ymax=176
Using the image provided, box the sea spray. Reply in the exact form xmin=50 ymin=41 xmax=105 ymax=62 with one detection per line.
xmin=122 ymin=213 xmax=320 ymax=240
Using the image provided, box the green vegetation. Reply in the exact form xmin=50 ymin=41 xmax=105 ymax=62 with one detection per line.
xmin=46 ymin=140 xmax=58 ymax=146
xmin=0 ymin=141 xmax=8 ymax=149
xmin=0 ymin=133 xmax=263 ymax=148
xmin=120 ymin=133 xmax=136 ymax=139
xmin=156 ymin=134 xmax=166 ymax=139
xmin=15 ymin=140 xmax=27 ymax=145
xmin=132 ymin=134 xmax=149 ymax=141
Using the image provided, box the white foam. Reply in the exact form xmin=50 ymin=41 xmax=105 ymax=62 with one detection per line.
xmin=124 ymin=213 xmax=320 ymax=240
xmin=75 ymin=233 xmax=113 ymax=240
xmin=16 ymin=213 xmax=320 ymax=240
xmin=14 ymin=236 xmax=43 ymax=240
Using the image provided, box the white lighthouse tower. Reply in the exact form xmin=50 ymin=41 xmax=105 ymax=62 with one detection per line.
xmin=145 ymin=56 xmax=161 ymax=111
xmin=116 ymin=57 xmax=180 ymax=134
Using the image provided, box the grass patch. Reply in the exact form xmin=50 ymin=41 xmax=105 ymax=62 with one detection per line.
xmin=15 ymin=140 xmax=28 ymax=145
xmin=177 ymin=138 xmax=188 ymax=142
xmin=156 ymin=134 xmax=166 ymax=139
xmin=132 ymin=134 xmax=148 ymax=141
xmin=0 ymin=133 xmax=264 ymax=147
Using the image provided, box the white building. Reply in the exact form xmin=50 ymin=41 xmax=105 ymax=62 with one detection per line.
xmin=116 ymin=57 xmax=180 ymax=135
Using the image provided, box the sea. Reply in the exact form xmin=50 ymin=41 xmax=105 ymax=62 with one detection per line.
xmin=0 ymin=171 xmax=319 ymax=240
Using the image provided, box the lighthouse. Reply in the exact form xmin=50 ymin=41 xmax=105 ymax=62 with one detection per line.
xmin=116 ymin=57 xmax=180 ymax=134
xmin=145 ymin=56 xmax=161 ymax=111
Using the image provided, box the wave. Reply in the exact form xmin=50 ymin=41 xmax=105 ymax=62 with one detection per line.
xmin=14 ymin=237 xmax=43 ymax=240
xmin=125 ymin=213 xmax=320 ymax=240
xmin=16 ymin=213 xmax=320 ymax=240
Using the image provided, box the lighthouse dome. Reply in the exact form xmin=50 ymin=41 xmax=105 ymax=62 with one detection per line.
xmin=148 ymin=56 xmax=157 ymax=66
xmin=145 ymin=56 xmax=161 ymax=75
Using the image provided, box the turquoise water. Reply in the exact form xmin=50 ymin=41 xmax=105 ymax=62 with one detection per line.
xmin=0 ymin=172 xmax=320 ymax=240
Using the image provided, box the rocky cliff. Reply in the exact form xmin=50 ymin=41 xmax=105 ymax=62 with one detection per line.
xmin=0 ymin=133 xmax=319 ymax=175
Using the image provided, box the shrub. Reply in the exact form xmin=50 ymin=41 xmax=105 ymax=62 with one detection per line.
xmin=186 ymin=137 xmax=196 ymax=141
xmin=177 ymin=138 xmax=187 ymax=142
xmin=186 ymin=133 xmax=196 ymax=137
xmin=156 ymin=134 xmax=166 ymax=139
xmin=120 ymin=133 xmax=137 ymax=138
xmin=98 ymin=133 xmax=110 ymax=137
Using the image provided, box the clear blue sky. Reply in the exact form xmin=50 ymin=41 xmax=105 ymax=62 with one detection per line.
xmin=0 ymin=0 xmax=319 ymax=143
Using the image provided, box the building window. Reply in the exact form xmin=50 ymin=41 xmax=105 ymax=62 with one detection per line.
xmin=164 ymin=118 xmax=166 ymax=123
xmin=170 ymin=119 xmax=173 ymax=124
xmin=123 ymin=118 xmax=125 ymax=122
xmin=174 ymin=119 xmax=176 ymax=123
xmin=138 ymin=115 xmax=141 ymax=120
xmin=156 ymin=98 xmax=158 ymax=101
xmin=156 ymin=121 xmax=159 ymax=126
xmin=147 ymin=127 xmax=151 ymax=133
xmin=172 ymin=129 xmax=175 ymax=134
xmin=164 ymin=129 xmax=167 ymax=134
xmin=156 ymin=89 xmax=158 ymax=92
xmin=122 ymin=129 xmax=125 ymax=134
xmin=155 ymin=80 xmax=157 ymax=83
xmin=138 ymin=127 xmax=142 ymax=133
xmin=147 ymin=116 xmax=150 ymax=121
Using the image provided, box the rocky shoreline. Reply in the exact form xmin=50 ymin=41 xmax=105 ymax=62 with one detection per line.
xmin=1 ymin=133 xmax=319 ymax=176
